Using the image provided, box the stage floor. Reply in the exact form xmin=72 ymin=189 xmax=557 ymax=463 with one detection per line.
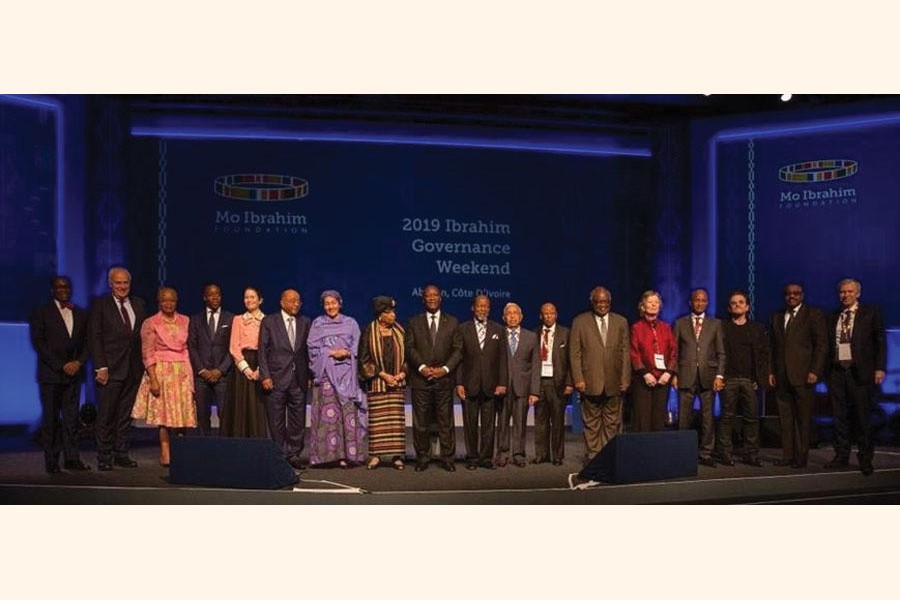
xmin=2 ymin=428 xmax=899 ymax=504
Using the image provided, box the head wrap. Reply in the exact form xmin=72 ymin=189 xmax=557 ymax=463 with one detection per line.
xmin=320 ymin=289 xmax=342 ymax=306
xmin=372 ymin=295 xmax=396 ymax=316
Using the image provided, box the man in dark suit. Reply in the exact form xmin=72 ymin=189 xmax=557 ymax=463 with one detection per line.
xmin=29 ymin=276 xmax=91 ymax=473
xmin=455 ymin=294 xmax=508 ymax=470
xmin=89 ymin=267 xmax=146 ymax=470
xmin=569 ymin=286 xmax=631 ymax=462
xmin=768 ymin=282 xmax=827 ymax=468
xmin=497 ymin=302 xmax=540 ymax=467
xmin=405 ymin=284 xmax=463 ymax=472
xmin=532 ymin=302 xmax=572 ymax=465
xmin=188 ymin=283 xmax=234 ymax=435
xmin=824 ymin=278 xmax=886 ymax=476
xmin=258 ymin=288 xmax=310 ymax=470
xmin=673 ymin=288 xmax=726 ymax=467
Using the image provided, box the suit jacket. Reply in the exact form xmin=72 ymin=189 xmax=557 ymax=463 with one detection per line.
xmin=826 ymin=303 xmax=886 ymax=385
xmin=258 ymin=312 xmax=311 ymax=391
xmin=29 ymin=301 xmax=90 ymax=384
xmin=568 ymin=311 xmax=631 ymax=397
xmin=89 ymin=295 xmax=147 ymax=381
xmin=769 ymin=304 xmax=827 ymax=387
xmin=456 ymin=319 xmax=509 ymax=397
xmin=674 ymin=314 xmax=726 ymax=390
xmin=533 ymin=324 xmax=572 ymax=394
xmin=188 ymin=308 xmax=235 ymax=376
xmin=505 ymin=328 xmax=541 ymax=397
xmin=405 ymin=311 xmax=463 ymax=390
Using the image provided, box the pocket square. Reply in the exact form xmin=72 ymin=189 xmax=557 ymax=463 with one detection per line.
xmin=221 ymin=324 xmax=230 ymax=328
xmin=491 ymin=333 xmax=499 ymax=340
xmin=559 ymin=342 xmax=566 ymax=348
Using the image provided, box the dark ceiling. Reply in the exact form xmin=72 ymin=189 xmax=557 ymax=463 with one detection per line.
xmin=122 ymin=94 xmax=891 ymax=137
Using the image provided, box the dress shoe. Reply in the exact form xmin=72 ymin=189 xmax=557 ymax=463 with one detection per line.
xmin=64 ymin=460 xmax=91 ymax=471
xmin=551 ymin=459 xmax=563 ymax=466
xmin=860 ymin=462 xmax=874 ymax=476
xmin=97 ymin=461 xmax=113 ymax=471
xmin=45 ymin=463 xmax=61 ymax=474
xmin=824 ymin=457 xmax=850 ymax=469
xmin=480 ymin=460 xmax=496 ymax=470
xmin=513 ymin=458 xmax=527 ymax=468
xmin=791 ymin=460 xmax=807 ymax=469
xmin=465 ymin=462 xmax=478 ymax=471
xmin=531 ymin=457 xmax=549 ymax=465
xmin=288 ymin=457 xmax=306 ymax=470
xmin=113 ymin=456 xmax=138 ymax=468
xmin=414 ymin=462 xmax=429 ymax=472
xmin=495 ymin=456 xmax=509 ymax=468
xmin=772 ymin=458 xmax=794 ymax=467
xmin=718 ymin=457 xmax=735 ymax=466
xmin=698 ymin=457 xmax=717 ymax=467
xmin=441 ymin=461 xmax=456 ymax=472
xmin=742 ymin=458 xmax=764 ymax=467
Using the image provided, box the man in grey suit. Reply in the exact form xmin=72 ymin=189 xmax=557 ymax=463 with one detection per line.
xmin=569 ymin=286 xmax=631 ymax=462
xmin=532 ymin=302 xmax=572 ymax=465
xmin=188 ymin=283 xmax=234 ymax=435
xmin=768 ymin=282 xmax=827 ymax=468
xmin=258 ymin=288 xmax=311 ymax=470
xmin=673 ymin=288 xmax=726 ymax=467
xmin=496 ymin=303 xmax=540 ymax=467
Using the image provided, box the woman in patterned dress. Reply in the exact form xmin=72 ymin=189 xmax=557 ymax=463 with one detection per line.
xmin=307 ymin=290 xmax=367 ymax=468
xmin=132 ymin=287 xmax=197 ymax=466
xmin=358 ymin=296 xmax=408 ymax=470
xmin=221 ymin=285 xmax=268 ymax=437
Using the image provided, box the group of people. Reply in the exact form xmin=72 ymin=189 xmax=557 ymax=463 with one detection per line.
xmin=30 ymin=268 xmax=886 ymax=478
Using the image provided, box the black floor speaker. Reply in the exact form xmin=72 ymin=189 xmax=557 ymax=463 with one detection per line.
xmin=169 ymin=437 xmax=299 ymax=489
xmin=579 ymin=430 xmax=698 ymax=484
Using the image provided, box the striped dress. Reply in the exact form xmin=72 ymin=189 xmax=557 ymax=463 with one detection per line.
xmin=359 ymin=321 xmax=407 ymax=458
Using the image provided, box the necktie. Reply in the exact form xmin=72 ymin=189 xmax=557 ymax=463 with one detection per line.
xmin=509 ymin=329 xmax=518 ymax=355
xmin=476 ymin=321 xmax=486 ymax=349
xmin=839 ymin=310 xmax=852 ymax=343
xmin=208 ymin=309 xmax=217 ymax=337
xmin=600 ymin=316 xmax=608 ymax=345
xmin=287 ymin=316 xmax=296 ymax=349
xmin=693 ymin=316 xmax=702 ymax=340
xmin=118 ymin=298 xmax=131 ymax=330
xmin=785 ymin=309 xmax=795 ymax=331
xmin=541 ymin=328 xmax=550 ymax=361
xmin=429 ymin=314 xmax=438 ymax=345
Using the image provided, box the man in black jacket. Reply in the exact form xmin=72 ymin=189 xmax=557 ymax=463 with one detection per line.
xmin=29 ymin=276 xmax=91 ymax=473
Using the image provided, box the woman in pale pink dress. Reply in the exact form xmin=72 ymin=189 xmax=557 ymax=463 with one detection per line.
xmin=132 ymin=287 xmax=196 ymax=466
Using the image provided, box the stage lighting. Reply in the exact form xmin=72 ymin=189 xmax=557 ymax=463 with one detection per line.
xmin=780 ymin=94 xmax=793 ymax=102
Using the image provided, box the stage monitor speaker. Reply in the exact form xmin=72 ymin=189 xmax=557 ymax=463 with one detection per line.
xmin=169 ymin=437 xmax=299 ymax=489
xmin=579 ymin=430 xmax=698 ymax=484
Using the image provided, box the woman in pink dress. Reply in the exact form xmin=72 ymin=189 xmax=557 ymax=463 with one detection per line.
xmin=132 ymin=287 xmax=197 ymax=466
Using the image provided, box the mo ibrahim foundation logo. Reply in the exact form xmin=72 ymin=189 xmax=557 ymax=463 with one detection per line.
xmin=777 ymin=159 xmax=858 ymax=209
xmin=213 ymin=173 xmax=310 ymax=234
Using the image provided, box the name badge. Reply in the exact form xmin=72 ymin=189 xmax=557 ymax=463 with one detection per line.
xmin=838 ymin=343 xmax=852 ymax=362
xmin=653 ymin=353 xmax=666 ymax=370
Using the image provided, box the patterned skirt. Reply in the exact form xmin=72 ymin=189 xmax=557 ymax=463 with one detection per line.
xmin=367 ymin=390 xmax=406 ymax=457
xmin=133 ymin=361 xmax=197 ymax=428
xmin=308 ymin=381 xmax=367 ymax=466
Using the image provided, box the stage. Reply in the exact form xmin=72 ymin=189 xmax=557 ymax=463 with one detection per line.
xmin=2 ymin=428 xmax=899 ymax=504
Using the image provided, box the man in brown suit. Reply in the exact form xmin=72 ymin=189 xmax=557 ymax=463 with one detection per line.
xmin=569 ymin=286 xmax=631 ymax=462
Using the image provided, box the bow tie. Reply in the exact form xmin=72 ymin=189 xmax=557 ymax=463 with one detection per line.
xmin=59 ymin=301 xmax=74 ymax=310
